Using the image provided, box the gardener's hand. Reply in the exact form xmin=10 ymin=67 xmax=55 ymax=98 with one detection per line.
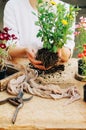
xmin=31 ymin=64 xmax=52 ymax=70
xmin=26 ymin=50 xmax=51 ymax=70
xmin=58 ymin=46 xmax=71 ymax=62
xmin=26 ymin=47 xmax=71 ymax=70
xmin=26 ymin=49 xmax=42 ymax=65
xmin=27 ymin=53 xmax=49 ymax=70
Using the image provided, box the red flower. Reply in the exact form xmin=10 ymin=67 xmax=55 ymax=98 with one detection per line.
xmin=3 ymin=27 xmax=10 ymax=33
xmin=0 ymin=43 xmax=6 ymax=49
xmin=0 ymin=27 xmax=17 ymax=41
xmin=78 ymin=53 xmax=84 ymax=58
xmin=11 ymin=34 xmax=17 ymax=40
xmin=83 ymin=44 xmax=86 ymax=49
xmin=3 ymin=33 xmax=10 ymax=40
xmin=0 ymin=33 xmax=4 ymax=40
xmin=84 ymin=52 xmax=86 ymax=56
xmin=83 ymin=49 xmax=86 ymax=53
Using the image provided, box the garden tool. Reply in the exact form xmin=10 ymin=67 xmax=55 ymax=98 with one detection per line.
xmin=0 ymin=90 xmax=33 ymax=124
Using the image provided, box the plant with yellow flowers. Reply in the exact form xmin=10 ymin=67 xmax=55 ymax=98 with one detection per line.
xmin=32 ymin=0 xmax=78 ymax=69
xmin=36 ymin=0 xmax=77 ymax=53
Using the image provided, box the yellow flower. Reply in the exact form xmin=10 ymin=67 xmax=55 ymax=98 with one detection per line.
xmin=62 ymin=20 xmax=68 ymax=25
xmin=50 ymin=0 xmax=57 ymax=5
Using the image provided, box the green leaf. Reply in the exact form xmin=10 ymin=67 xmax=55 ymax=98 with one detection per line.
xmin=36 ymin=30 xmax=43 ymax=37
xmin=52 ymin=45 xmax=57 ymax=53
xmin=37 ymin=0 xmax=43 ymax=4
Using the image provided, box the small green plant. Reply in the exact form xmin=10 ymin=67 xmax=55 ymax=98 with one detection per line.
xmin=36 ymin=0 xmax=77 ymax=53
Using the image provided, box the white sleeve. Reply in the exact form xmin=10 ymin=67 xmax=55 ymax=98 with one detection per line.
xmin=3 ymin=1 xmax=20 ymax=46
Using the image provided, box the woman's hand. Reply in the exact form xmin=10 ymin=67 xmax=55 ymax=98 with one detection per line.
xmin=26 ymin=49 xmax=50 ymax=70
xmin=26 ymin=46 xmax=71 ymax=70
xmin=27 ymin=52 xmax=49 ymax=70
xmin=26 ymin=49 xmax=42 ymax=64
xmin=58 ymin=46 xmax=71 ymax=62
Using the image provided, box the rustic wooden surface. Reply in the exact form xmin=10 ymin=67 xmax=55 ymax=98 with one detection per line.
xmin=0 ymin=58 xmax=86 ymax=130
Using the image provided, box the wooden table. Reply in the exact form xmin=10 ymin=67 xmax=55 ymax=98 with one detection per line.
xmin=0 ymin=58 xmax=86 ymax=130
